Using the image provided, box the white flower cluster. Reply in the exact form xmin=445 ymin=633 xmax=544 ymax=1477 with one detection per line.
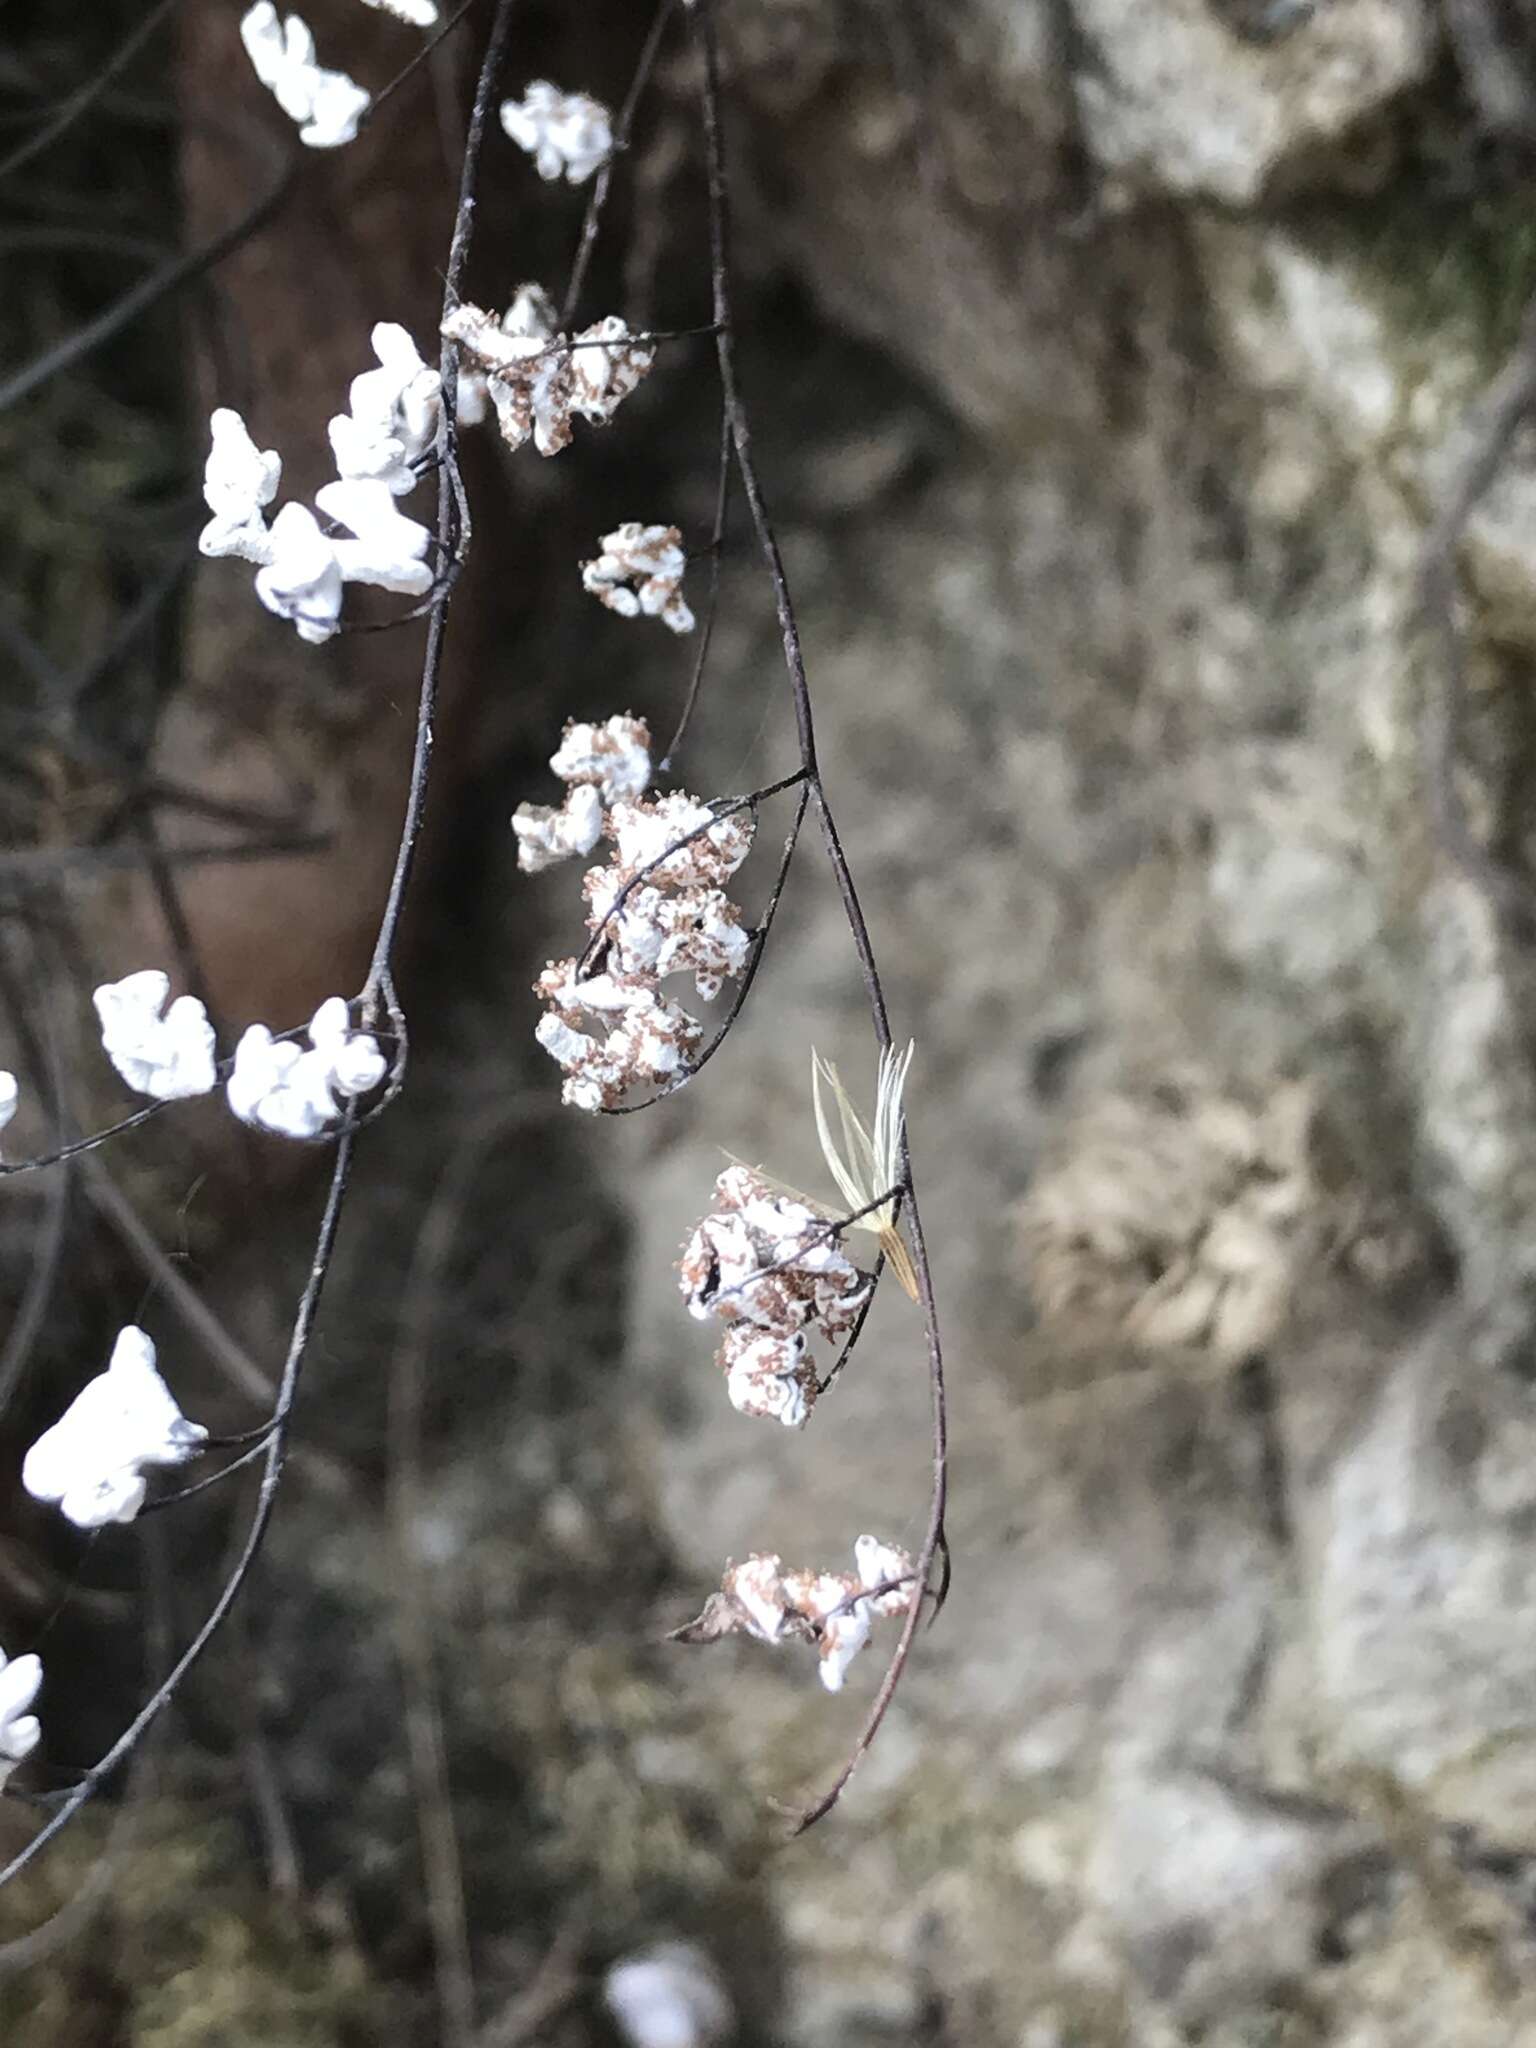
xmin=198 ymin=324 xmax=439 ymax=644
xmin=500 ymin=82 xmax=613 ymax=184
xmin=442 ymin=287 xmax=654 ymax=459
xmin=75 ymin=972 xmax=382 ymax=1139
xmin=22 ymin=1326 xmax=208 ymax=1530
xmin=677 ymin=1536 xmax=915 ymax=1693
xmin=0 ymin=1646 xmax=42 ymax=1794
xmin=240 ymin=5 xmax=370 ymax=148
xmin=522 ymin=719 xmax=757 ymax=1110
xmin=582 ymin=523 xmax=694 ymax=635
xmin=679 ymin=1166 xmax=873 ymax=1427
xmin=229 ymin=997 xmax=387 ymax=1139
xmin=94 ymin=971 xmax=217 ymax=1102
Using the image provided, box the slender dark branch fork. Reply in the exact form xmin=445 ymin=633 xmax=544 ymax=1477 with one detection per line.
xmin=690 ymin=0 xmax=949 ymax=1832
xmin=0 ymin=0 xmax=521 ymax=1895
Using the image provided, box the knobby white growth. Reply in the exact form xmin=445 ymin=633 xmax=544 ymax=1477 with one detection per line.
xmin=255 ymin=503 xmax=345 ymax=643
xmin=0 ymin=1071 xmax=17 ymax=1160
xmin=442 ymin=298 xmax=654 ymax=458
xmin=316 ymin=479 xmax=434 ymax=595
xmin=329 ymin=322 xmax=442 ymax=495
xmin=604 ymin=1944 xmax=733 ymax=2048
xmin=676 ymin=1537 xmax=915 ymax=1692
xmin=198 ymin=408 xmax=281 ymax=564
xmin=499 ymin=81 xmax=613 ymax=184
xmin=581 ymin=523 xmax=694 ymax=634
xmin=812 ymin=1041 xmax=919 ymax=1299
xmin=23 ymin=1326 xmax=209 ymax=1530
xmin=228 ymin=997 xmax=387 ymax=1139
xmin=529 ymin=762 xmax=756 ymax=1109
xmin=0 ymin=1647 xmax=42 ymax=1793
xmin=679 ymin=1166 xmax=873 ymax=1426
xmin=513 ymin=712 xmax=652 ymax=876
xmin=240 ymin=4 xmax=370 ymax=148
xmin=93 ymin=971 xmax=217 ymax=1101
xmin=358 ymin=0 xmax=438 ymax=24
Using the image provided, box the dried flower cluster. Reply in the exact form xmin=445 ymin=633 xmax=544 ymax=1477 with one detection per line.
xmin=679 ymin=1166 xmax=873 ymax=1426
xmin=519 ymin=716 xmax=758 ymax=1109
xmin=22 ymin=1327 xmax=208 ymax=1530
xmin=240 ymin=4 xmax=370 ymax=148
xmin=582 ymin=523 xmax=695 ymax=634
xmin=499 ymin=81 xmax=613 ymax=184
xmin=199 ymin=324 xmax=439 ymax=643
xmin=442 ymin=287 xmax=653 ymax=458
xmin=675 ymin=1536 xmax=915 ymax=1692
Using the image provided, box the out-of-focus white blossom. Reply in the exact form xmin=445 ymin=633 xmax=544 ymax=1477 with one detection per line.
xmin=358 ymin=0 xmax=438 ymax=24
xmin=549 ymin=713 xmax=652 ymax=803
xmin=604 ymin=1944 xmax=733 ymax=2048
xmin=240 ymin=4 xmax=369 ymax=147
xmin=581 ymin=523 xmax=693 ymax=633
xmin=812 ymin=1041 xmax=918 ymax=1299
xmin=675 ymin=1537 xmax=915 ymax=1692
xmin=455 ymin=366 xmax=489 ymax=427
xmin=254 ymin=502 xmax=345 ymax=644
xmin=0 ymin=1646 xmax=41 ymax=1792
xmin=500 ymin=81 xmax=613 ymax=184
xmin=199 ymin=408 xmax=281 ymax=563
xmin=513 ymin=785 xmax=604 ymax=875
xmin=329 ymin=323 xmax=441 ymax=493
xmin=0 ymin=1071 xmax=17 ymax=1160
xmin=228 ymin=998 xmax=385 ymax=1139
xmin=442 ymin=303 xmax=652 ymax=458
xmin=93 ymin=971 xmax=217 ymax=1101
xmin=22 ymin=1326 xmax=208 ymax=1530
xmin=316 ymin=478 xmax=434 ymax=596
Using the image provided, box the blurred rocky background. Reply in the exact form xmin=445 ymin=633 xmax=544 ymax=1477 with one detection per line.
xmin=6 ymin=0 xmax=1536 ymax=2042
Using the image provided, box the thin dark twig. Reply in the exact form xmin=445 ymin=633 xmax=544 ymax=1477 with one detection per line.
xmin=558 ymin=0 xmax=680 ymax=330
xmin=0 ymin=111 xmax=294 ymax=414
xmin=0 ymin=0 xmax=180 ymax=181
xmin=137 ymin=1438 xmax=272 ymax=1512
xmin=661 ymin=391 xmax=734 ymax=770
xmin=364 ymin=0 xmax=484 ymax=122
xmin=1416 ymin=289 xmax=1536 ymax=926
xmin=815 ymin=1250 xmax=885 ymax=1396
xmin=0 ymin=950 xmax=73 ymax=1416
xmin=0 ymin=832 xmax=331 ymax=885
xmin=692 ymin=0 xmax=948 ymax=1830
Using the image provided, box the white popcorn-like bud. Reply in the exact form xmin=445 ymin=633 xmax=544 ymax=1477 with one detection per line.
xmin=240 ymin=4 xmax=369 ymax=148
xmin=604 ymin=1944 xmax=733 ymax=2048
xmin=358 ymin=0 xmax=438 ymax=24
xmin=0 ymin=1071 xmax=18 ymax=1159
xmin=500 ymin=81 xmax=613 ymax=184
xmin=316 ymin=478 xmax=434 ymax=596
xmin=581 ymin=523 xmax=694 ymax=634
xmin=336 ymin=322 xmax=442 ymax=489
xmin=721 ymin=1554 xmax=790 ymax=1641
xmin=254 ymin=502 xmax=345 ymax=644
xmin=22 ymin=1326 xmax=209 ymax=1530
xmin=199 ymin=408 xmax=281 ymax=563
xmin=569 ymin=318 xmax=655 ymax=424
xmin=549 ymin=713 xmax=652 ymax=803
xmin=0 ymin=1646 xmax=42 ymax=1792
xmin=227 ymin=1001 xmax=384 ymax=1139
xmin=513 ymin=785 xmax=605 ymax=874
xmin=93 ymin=970 xmax=217 ymax=1101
